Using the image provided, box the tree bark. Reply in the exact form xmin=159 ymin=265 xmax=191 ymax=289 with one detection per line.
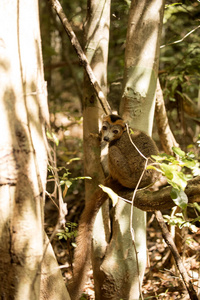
xmin=120 ymin=1 xmax=164 ymax=133
xmin=0 ymin=1 xmax=48 ymax=299
xmin=82 ymin=0 xmax=111 ymax=299
xmin=83 ymin=0 xmax=111 ymax=195
xmin=0 ymin=2 xmax=71 ymax=299
xmin=155 ymin=79 xmax=179 ymax=155
xmin=40 ymin=234 xmax=71 ymax=300
xmin=112 ymin=1 xmax=165 ymax=299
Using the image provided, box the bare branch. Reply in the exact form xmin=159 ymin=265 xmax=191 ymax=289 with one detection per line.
xmin=155 ymin=210 xmax=198 ymax=300
xmin=160 ymin=25 xmax=200 ymax=49
xmin=155 ymin=79 xmax=179 ymax=155
xmin=48 ymin=0 xmax=112 ymax=115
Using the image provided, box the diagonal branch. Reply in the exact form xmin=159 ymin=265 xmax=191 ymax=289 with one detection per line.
xmin=155 ymin=210 xmax=198 ymax=300
xmin=155 ymin=79 xmax=179 ymax=155
xmin=160 ymin=25 xmax=200 ymax=49
xmin=48 ymin=0 xmax=112 ymax=115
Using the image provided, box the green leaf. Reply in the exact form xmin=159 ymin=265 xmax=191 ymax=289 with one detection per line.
xmin=165 ymin=3 xmax=182 ymax=8
xmin=66 ymin=157 xmax=81 ymax=165
xmin=191 ymin=202 xmax=200 ymax=213
xmin=46 ymin=130 xmax=52 ymax=140
xmin=60 ymin=180 xmax=72 ymax=188
xmin=146 ymin=165 xmax=161 ymax=173
xmin=151 ymin=153 xmax=174 ymax=162
xmin=181 ymin=158 xmax=196 ymax=169
xmin=72 ymin=176 xmax=92 ymax=181
xmin=191 ymin=216 xmax=200 ymax=224
xmin=164 ymin=214 xmax=198 ymax=232
xmin=160 ymin=163 xmax=187 ymax=190
xmin=163 ymin=214 xmax=183 ymax=227
xmin=99 ymin=184 xmax=119 ymax=206
xmin=187 ymin=151 xmax=195 ymax=159
xmin=66 ymin=232 xmax=73 ymax=238
xmin=172 ymin=147 xmax=185 ymax=157
xmin=170 ymin=187 xmax=188 ymax=210
xmin=151 ymin=154 xmax=165 ymax=161
xmin=172 ymin=171 xmax=187 ymax=191
xmin=160 ymin=163 xmax=176 ymax=180
xmin=46 ymin=130 xmax=59 ymax=146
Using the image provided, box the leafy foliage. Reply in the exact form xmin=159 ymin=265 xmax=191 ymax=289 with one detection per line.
xmin=163 ymin=213 xmax=198 ymax=233
xmin=160 ymin=1 xmax=200 ymax=143
xmin=150 ymin=147 xmax=200 ymax=209
xmin=57 ymin=222 xmax=77 ymax=247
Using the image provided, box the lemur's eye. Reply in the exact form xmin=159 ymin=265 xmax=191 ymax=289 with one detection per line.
xmin=113 ymin=130 xmax=119 ymax=134
xmin=102 ymin=126 xmax=107 ymax=130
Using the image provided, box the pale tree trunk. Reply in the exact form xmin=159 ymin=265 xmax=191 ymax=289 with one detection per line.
xmin=114 ymin=1 xmax=164 ymax=299
xmin=90 ymin=0 xmax=165 ymax=298
xmin=40 ymin=234 xmax=71 ymax=300
xmin=83 ymin=0 xmax=111 ymax=198
xmin=82 ymin=0 xmax=111 ymax=296
xmin=83 ymin=0 xmax=165 ymax=299
xmin=0 ymin=1 xmax=70 ymax=299
xmin=0 ymin=0 xmax=47 ymax=298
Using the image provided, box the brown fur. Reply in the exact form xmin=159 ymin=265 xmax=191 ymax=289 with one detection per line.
xmin=68 ymin=115 xmax=159 ymax=300
xmin=67 ymin=177 xmax=118 ymax=300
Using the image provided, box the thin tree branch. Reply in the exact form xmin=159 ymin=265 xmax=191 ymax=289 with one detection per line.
xmin=155 ymin=210 xmax=198 ymax=300
xmin=48 ymin=0 xmax=112 ymax=115
xmin=155 ymin=79 xmax=179 ymax=155
xmin=160 ymin=25 xmax=200 ymax=49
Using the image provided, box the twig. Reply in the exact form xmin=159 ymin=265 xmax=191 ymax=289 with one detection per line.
xmin=42 ymin=140 xmax=68 ymax=264
xmin=48 ymin=0 xmax=112 ymax=115
xmin=160 ymin=25 xmax=200 ymax=49
xmin=155 ymin=210 xmax=198 ymax=300
xmin=155 ymin=79 xmax=179 ymax=155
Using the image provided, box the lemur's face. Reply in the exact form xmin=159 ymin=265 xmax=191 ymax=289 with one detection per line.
xmin=101 ymin=115 xmax=126 ymax=143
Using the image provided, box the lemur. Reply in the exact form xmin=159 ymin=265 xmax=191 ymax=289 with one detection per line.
xmin=68 ymin=114 xmax=159 ymax=300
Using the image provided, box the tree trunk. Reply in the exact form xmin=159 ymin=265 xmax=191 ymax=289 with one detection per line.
xmin=82 ymin=0 xmax=111 ymax=297
xmin=83 ymin=0 xmax=111 ymax=198
xmin=0 ymin=1 xmax=70 ymax=299
xmin=0 ymin=0 xmax=47 ymax=298
xmin=155 ymin=79 xmax=179 ymax=155
xmin=95 ymin=1 xmax=165 ymax=299
xmin=40 ymin=234 xmax=71 ymax=300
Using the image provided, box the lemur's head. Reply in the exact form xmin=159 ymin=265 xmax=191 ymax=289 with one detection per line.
xmin=101 ymin=114 xmax=126 ymax=143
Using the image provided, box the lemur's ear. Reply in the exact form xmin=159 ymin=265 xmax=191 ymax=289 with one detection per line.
xmin=103 ymin=114 xmax=125 ymax=125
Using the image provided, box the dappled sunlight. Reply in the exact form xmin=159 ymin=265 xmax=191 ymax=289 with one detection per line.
xmin=121 ymin=0 xmax=164 ymax=136
xmin=0 ymin=0 xmax=50 ymax=298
